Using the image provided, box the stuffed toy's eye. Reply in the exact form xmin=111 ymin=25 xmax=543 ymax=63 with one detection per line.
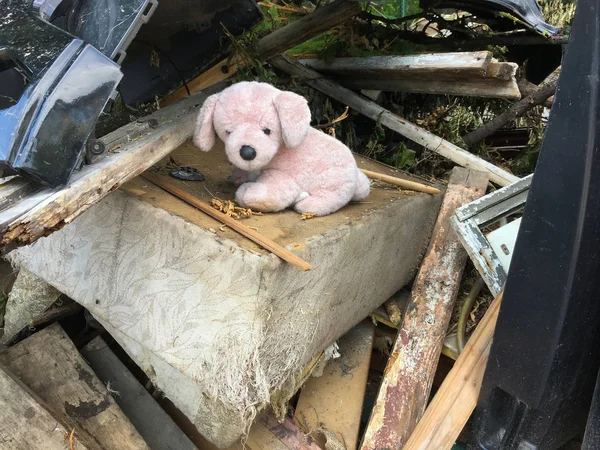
xmin=263 ymin=128 xmax=271 ymax=135
xmin=225 ymin=130 xmax=232 ymax=135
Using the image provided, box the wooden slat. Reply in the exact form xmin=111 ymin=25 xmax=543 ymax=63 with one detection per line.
xmin=0 ymin=324 xmax=149 ymax=450
xmin=270 ymin=55 xmax=519 ymax=187
xmin=340 ymin=78 xmax=521 ymax=100
xmin=141 ymin=172 xmax=312 ymax=271
xmin=403 ymin=293 xmax=503 ymax=450
xmin=81 ymin=337 xmax=197 ymax=450
xmin=0 ymin=84 xmax=222 ymax=252
xmin=161 ymin=0 xmax=362 ymax=106
xmin=301 ymin=52 xmax=494 ymax=80
xmin=294 ymin=320 xmax=375 ymax=450
xmin=360 ymin=167 xmax=489 ymax=450
xmin=0 ymin=364 xmax=88 ymax=450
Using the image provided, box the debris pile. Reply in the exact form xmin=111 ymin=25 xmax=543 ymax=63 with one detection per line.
xmin=0 ymin=0 xmax=587 ymax=449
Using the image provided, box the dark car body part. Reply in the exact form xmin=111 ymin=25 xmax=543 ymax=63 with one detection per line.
xmin=467 ymin=0 xmax=600 ymax=448
xmin=0 ymin=0 xmax=155 ymax=187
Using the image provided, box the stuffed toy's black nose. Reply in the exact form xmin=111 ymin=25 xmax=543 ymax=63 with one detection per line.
xmin=240 ymin=145 xmax=257 ymax=161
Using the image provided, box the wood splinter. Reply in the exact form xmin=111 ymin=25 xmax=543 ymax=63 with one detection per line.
xmin=141 ymin=172 xmax=312 ymax=271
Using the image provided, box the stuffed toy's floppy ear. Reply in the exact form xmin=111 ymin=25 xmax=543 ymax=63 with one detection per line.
xmin=193 ymin=93 xmax=219 ymax=151
xmin=273 ymin=91 xmax=311 ymax=148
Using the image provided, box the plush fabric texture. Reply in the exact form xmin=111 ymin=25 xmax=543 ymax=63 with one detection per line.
xmin=193 ymin=81 xmax=370 ymax=216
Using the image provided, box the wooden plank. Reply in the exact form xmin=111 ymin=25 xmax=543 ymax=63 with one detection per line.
xmin=299 ymin=55 xmax=520 ymax=99
xmin=0 ymin=84 xmax=222 ymax=252
xmin=0 ymin=323 xmax=149 ymax=450
xmin=141 ymin=172 xmax=312 ymax=271
xmin=300 ymin=52 xmax=494 ymax=80
xmin=161 ymin=0 xmax=362 ymax=106
xmin=247 ymin=414 xmax=322 ymax=450
xmin=338 ymin=77 xmax=521 ymax=100
xmin=403 ymin=293 xmax=503 ymax=450
xmin=360 ymin=167 xmax=489 ymax=450
xmin=81 ymin=337 xmax=197 ymax=450
xmin=294 ymin=320 xmax=375 ymax=450
xmin=270 ymin=55 xmax=519 ymax=187
xmin=0 ymin=364 xmax=89 ymax=450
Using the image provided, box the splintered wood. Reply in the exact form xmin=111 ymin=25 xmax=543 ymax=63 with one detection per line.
xmin=246 ymin=415 xmax=322 ymax=450
xmin=361 ymin=167 xmax=489 ymax=450
xmin=0 ymin=85 xmax=222 ymax=252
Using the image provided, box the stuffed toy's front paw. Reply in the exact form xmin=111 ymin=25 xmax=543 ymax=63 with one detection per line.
xmin=236 ymin=183 xmax=284 ymax=212
xmin=230 ymin=167 xmax=249 ymax=187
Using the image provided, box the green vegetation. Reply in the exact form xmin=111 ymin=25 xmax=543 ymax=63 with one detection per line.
xmin=223 ymin=0 xmax=576 ymax=178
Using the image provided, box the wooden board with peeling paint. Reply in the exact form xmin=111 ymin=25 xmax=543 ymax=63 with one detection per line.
xmin=360 ymin=167 xmax=489 ymax=450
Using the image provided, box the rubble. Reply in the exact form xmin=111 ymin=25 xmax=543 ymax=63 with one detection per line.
xmin=0 ymin=0 xmax=582 ymax=449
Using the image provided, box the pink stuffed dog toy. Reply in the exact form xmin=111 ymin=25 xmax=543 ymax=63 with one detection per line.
xmin=193 ymin=81 xmax=370 ymax=216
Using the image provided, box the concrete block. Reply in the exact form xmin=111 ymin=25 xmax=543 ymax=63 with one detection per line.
xmin=8 ymin=142 xmax=442 ymax=447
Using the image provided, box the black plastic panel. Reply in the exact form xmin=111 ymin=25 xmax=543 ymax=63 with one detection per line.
xmin=468 ymin=0 xmax=600 ymax=447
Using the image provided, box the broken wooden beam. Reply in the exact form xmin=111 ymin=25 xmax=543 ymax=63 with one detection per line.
xmin=300 ymin=53 xmax=521 ymax=100
xmin=0 ymin=84 xmax=223 ymax=252
xmin=294 ymin=320 xmax=375 ymax=450
xmin=301 ymin=52 xmax=496 ymax=79
xmin=161 ymin=0 xmax=362 ymax=106
xmin=463 ymin=67 xmax=561 ymax=147
xmin=360 ymin=167 xmax=489 ymax=450
xmin=0 ymin=363 xmax=89 ymax=450
xmin=403 ymin=292 xmax=503 ymax=450
xmin=0 ymin=324 xmax=149 ymax=450
xmin=270 ymin=55 xmax=519 ymax=187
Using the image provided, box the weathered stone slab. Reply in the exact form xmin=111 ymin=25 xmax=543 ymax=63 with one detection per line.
xmin=8 ymin=141 xmax=442 ymax=447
